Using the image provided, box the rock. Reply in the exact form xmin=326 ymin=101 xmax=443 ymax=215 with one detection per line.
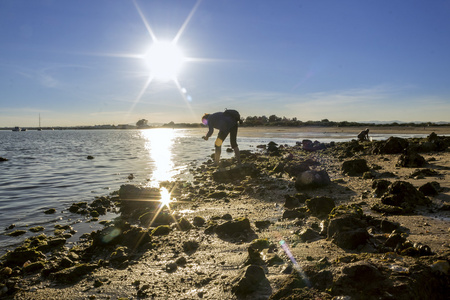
xmin=254 ymin=220 xmax=271 ymax=229
xmin=50 ymin=263 xmax=98 ymax=283
xmin=150 ymin=225 xmax=171 ymax=236
xmin=342 ymin=159 xmax=370 ymax=176
xmin=371 ymin=203 xmax=404 ymax=215
xmin=282 ymin=208 xmax=306 ymax=220
xmin=380 ymin=181 xmax=430 ymax=211
xmin=212 ymin=164 xmax=260 ymax=182
xmin=372 ymin=179 xmax=391 ymax=197
xmin=193 ymin=216 xmax=206 ymax=227
xmin=384 ymin=232 xmax=406 ymax=248
xmin=297 ymin=228 xmax=321 ymax=242
xmin=372 ymin=137 xmax=408 ymax=154
xmin=327 ymin=214 xmax=369 ymax=250
xmin=284 ymin=161 xmax=312 ymax=177
xmin=231 ymin=265 xmax=267 ymax=295
xmin=44 ymin=208 xmax=56 ymax=214
xmin=6 ymin=230 xmax=26 ymax=237
xmin=295 ymin=170 xmax=331 ymax=190
xmin=177 ymin=217 xmax=193 ymax=231
xmin=118 ymin=185 xmax=161 ymax=216
xmin=120 ymin=226 xmax=151 ymax=248
xmin=430 ymin=260 xmax=450 ymax=274
xmin=306 ymin=196 xmax=335 ymax=218
xmin=396 ymin=152 xmax=426 ymax=168
xmin=23 ymin=261 xmax=45 ymax=274
xmin=2 ymin=249 xmax=46 ymax=267
xmin=110 ymin=246 xmax=128 ymax=264
xmin=267 ymin=273 xmax=309 ymax=299
xmin=333 ymin=261 xmax=384 ymax=296
xmin=410 ymin=168 xmax=439 ymax=178
xmin=380 ymin=219 xmax=400 ymax=233
xmin=419 ymin=181 xmax=440 ymax=196
xmin=182 ymin=240 xmax=199 ymax=253
xmin=215 ymin=218 xmax=252 ymax=239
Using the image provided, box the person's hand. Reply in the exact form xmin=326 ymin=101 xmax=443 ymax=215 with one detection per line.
xmin=202 ymin=136 xmax=208 ymax=140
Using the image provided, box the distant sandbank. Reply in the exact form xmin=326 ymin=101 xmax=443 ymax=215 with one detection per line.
xmin=237 ymin=125 xmax=450 ymax=138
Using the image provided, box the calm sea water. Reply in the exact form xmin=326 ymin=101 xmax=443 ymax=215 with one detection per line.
xmin=0 ymin=128 xmax=434 ymax=254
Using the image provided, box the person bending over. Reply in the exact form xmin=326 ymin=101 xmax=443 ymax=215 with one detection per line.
xmin=201 ymin=112 xmax=241 ymax=166
xmin=357 ymin=128 xmax=370 ymax=142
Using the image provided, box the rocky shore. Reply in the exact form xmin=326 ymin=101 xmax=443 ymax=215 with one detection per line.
xmin=1 ymin=132 xmax=450 ymax=299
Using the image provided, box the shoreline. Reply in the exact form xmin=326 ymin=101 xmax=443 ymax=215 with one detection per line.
xmin=238 ymin=125 xmax=450 ymax=137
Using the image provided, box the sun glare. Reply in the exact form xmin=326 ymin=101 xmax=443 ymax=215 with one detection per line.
xmin=159 ymin=187 xmax=173 ymax=208
xmin=146 ymin=41 xmax=185 ymax=81
xmin=142 ymin=128 xmax=176 ymax=185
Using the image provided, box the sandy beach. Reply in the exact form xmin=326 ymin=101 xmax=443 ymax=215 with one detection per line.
xmin=2 ymin=131 xmax=450 ymax=299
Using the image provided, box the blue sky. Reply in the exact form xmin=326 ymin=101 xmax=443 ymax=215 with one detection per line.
xmin=1 ymin=0 xmax=449 ymax=127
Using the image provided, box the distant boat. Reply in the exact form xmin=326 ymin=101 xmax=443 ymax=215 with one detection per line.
xmin=37 ymin=114 xmax=42 ymax=131
xmin=12 ymin=127 xmax=20 ymax=132
xmin=21 ymin=128 xmax=27 ymax=131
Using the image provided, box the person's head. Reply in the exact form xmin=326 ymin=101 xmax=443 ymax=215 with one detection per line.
xmin=365 ymin=128 xmax=370 ymax=133
xmin=201 ymin=113 xmax=210 ymax=125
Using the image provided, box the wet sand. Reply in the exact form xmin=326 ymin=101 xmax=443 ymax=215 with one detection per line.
xmin=4 ymin=133 xmax=450 ymax=299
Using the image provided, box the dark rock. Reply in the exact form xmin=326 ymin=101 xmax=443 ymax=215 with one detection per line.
xmin=6 ymin=230 xmax=26 ymax=237
xmin=295 ymin=170 xmax=331 ymax=190
xmin=381 ymin=181 xmax=430 ymax=211
xmin=384 ymin=232 xmax=406 ymax=248
xmin=120 ymin=226 xmax=151 ymax=248
xmin=51 ymin=263 xmax=98 ymax=283
xmin=284 ymin=195 xmax=300 ymax=209
xmin=297 ymin=228 xmax=321 ymax=242
xmin=306 ymin=196 xmax=335 ymax=218
xmin=118 ymin=185 xmax=161 ymax=216
xmin=372 ymin=137 xmax=408 ymax=154
xmin=2 ymin=249 xmax=46 ymax=267
xmin=397 ymin=152 xmax=426 ymax=168
xmin=178 ymin=217 xmax=193 ymax=231
xmin=193 ymin=216 xmax=206 ymax=227
xmin=342 ymin=159 xmax=370 ymax=176
xmin=254 ymin=220 xmax=271 ymax=229
xmin=268 ymin=273 xmax=309 ymax=300
xmin=282 ymin=208 xmax=306 ymax=220
xmin=23 ymin=261 xmax=45 ymax=274
xmin=419 ymin=181 xmax=440 ymax=196
xmin=215 ymin=218 xmax=252 ymax=238
xmin=139 ymin=211 xmax=174 ymax=227
xmin=333 ymin=261 xmax=384 ymax=296
xmin=150 ymin=225 xmax=171 ymax=236
xmin=380 ymin=219 xmax=400 ymax=233
xmin=182 ymin=240 xmax=199 ymax=253
xmin=372 ymin=179 xmax=391 ymax=197
xmin=110 ymin=246 xmax=128 ymax=264
xmin=410 ymin=168 xmax=439 ymax=178
xmin=212 ymin=164 xmax=260 ymax=182
xmin=284 ymin=161 xmax=313 ymax=177
xmin=44 ymin=208 xmax=56 ymax=214
xmin=231 ymin=265 xmax=267 ymax=295
xmin=327 ymin=214 xmax=369 ymax=250
xmin=371 ymin=203 xmax=404 ymax=215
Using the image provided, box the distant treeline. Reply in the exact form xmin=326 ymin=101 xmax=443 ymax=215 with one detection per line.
xmin=161 ymin=115 xmax=448 ymax=128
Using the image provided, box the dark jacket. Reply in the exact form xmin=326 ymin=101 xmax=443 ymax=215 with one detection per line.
xmin=205 ymin=112 xmax=236 ymax=138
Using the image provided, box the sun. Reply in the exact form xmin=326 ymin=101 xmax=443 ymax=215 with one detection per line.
xmin=146 ymin=41 xmax=185 ymax=81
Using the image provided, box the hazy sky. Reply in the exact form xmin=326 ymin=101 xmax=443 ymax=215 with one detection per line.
xmin=1 ymin=0 xmax=449 ymax=127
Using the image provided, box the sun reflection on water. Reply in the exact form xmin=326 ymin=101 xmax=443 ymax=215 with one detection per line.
xmin=141 ymin=128 xmax=176 ymax=187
